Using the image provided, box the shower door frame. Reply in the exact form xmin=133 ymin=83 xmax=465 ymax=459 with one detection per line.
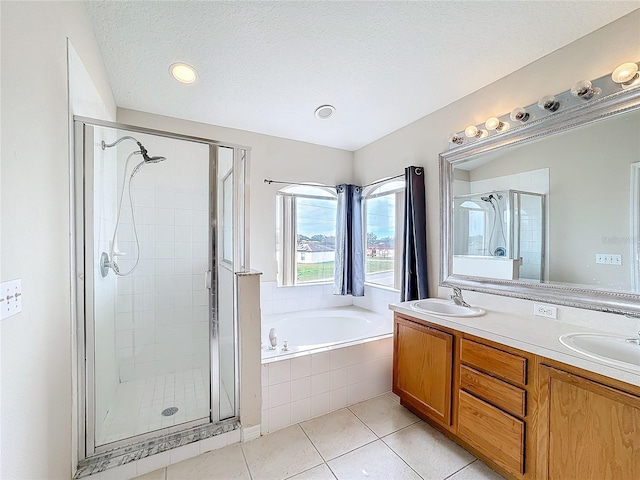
xmin=73 ymin=116 xmax=250 ymax=462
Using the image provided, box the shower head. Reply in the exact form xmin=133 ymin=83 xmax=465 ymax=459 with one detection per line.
xmin=481 ymin=193 xmax=503 ymax=203
xmin=144 ymin=155 xmax=167 ymax=164
xmin=136 ymin=142 xmax=166 ymax=164
xmin=101 ymin=136 xmax=166 ymax=164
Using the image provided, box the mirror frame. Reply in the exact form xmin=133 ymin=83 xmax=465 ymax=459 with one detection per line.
xmin=440 ymin=86 xmax=640 ymax=316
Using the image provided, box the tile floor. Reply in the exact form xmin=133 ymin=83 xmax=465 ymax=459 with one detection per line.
xmin=98 ymin=368 xmax=232 ymax=446
xmin=133 ymin=392 xmax=505 ymax=480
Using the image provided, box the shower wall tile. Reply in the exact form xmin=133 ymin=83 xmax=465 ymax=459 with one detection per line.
xmin=114 ymin=138 xmax=211 ymax=381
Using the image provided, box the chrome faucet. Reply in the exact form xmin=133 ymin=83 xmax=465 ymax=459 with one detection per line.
xmin=451 ymin=287 xmax=471 ymax=308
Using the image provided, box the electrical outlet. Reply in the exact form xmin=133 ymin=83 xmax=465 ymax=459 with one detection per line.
xmin=1 ymin=279 xmax=22 ymax=320
xmin=534 ymin=303 xmax=557 ymax=319
xmin=596 ymin=254 xmax=622 ymax=265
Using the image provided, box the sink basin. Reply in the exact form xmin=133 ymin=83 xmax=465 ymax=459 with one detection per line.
xmin=559 ymin=333 xmax=640 ymax=370
xmin=410 ymin=298 xmax=486 ymax=317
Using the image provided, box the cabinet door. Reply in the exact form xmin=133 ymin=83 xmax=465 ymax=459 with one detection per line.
xmin=393 ymin=317 xmax=453 ymax=425
xmin=539 ymin=365 xmax=640 ymax=480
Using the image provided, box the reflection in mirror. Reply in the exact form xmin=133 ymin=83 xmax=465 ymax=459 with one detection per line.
xmin=453 ymin=188 xmax=545 ymax=282
xmin=452 ymin=109 xmax=639 ymax=293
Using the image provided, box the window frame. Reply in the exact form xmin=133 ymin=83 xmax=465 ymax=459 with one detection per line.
xmin=362 ymin=180 xmax=405 ymax=291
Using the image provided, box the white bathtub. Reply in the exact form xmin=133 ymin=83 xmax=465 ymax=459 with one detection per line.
xmin=261 ymin=306 xmax=393 ymax=363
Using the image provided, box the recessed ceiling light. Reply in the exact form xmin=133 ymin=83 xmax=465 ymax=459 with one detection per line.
xmin=314 ymin=105 xmax=335 ymax=119
xmin=170 ymin=63 xmax=198 ymax=84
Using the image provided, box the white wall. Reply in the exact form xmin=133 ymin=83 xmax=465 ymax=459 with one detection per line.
xmin=353 ymin=10 xmax=640 ymax=324
xmin=1 ymin=2 xmax=115 ymax=478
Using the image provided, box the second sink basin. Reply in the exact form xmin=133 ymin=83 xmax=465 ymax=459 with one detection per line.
xmin=410 ymin=298 xmax=486 ymax=317
xmin=559 ymin=333 xmax=640 ymax=370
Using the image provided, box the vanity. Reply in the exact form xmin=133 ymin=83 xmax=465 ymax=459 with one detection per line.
xmin=392 ymin=63 xmax=640 ymax=479
xmin=390 ymin=304 xmax=639 ymax=480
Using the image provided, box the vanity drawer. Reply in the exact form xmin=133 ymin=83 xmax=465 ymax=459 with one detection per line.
xmin=460 ymin=339 xmax=527 ymax=386
xmin=459 ymin=365 xmax=526 ymax=417
xmin=458 ymin=390 xmax=525 ymax=475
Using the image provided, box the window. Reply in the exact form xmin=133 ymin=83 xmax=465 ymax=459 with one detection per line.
xmin=277 ymin=185 xmax=337 ymax=285
xmin=362 ymin=180 xmax=404 ymax=289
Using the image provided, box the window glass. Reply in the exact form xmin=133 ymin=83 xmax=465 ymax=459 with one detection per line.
xmin=276 ymin=185 xmax=337 ymax=286
xmin=295 ymin=196 xmax=337 ymax=284
xmin=363 ymin=180 xmax=404 ymax=289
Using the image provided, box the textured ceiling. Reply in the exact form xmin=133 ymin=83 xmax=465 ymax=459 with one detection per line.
xmin=86 ymin=1 xmax=638 ymax=151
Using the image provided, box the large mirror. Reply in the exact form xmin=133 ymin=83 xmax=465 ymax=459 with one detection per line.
xmin=440 ymin=84 xmax=640 ymax=316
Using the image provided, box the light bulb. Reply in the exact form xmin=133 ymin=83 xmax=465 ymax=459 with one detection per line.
xmin=570 ymin=80 xmax=601 ymax=100
xmin=485 ymin=117 xmax=501 ymax=130
xmin=464 ymin=126 xmax=488 ymax=139
xmin=510 ymin=107 xmax=530 ymax=123
xmin=484 ymin=117 xmax=510 ymax=133
xmin=538 ymin=95 xmax=560 ymax=112
xmin=611 ymin=62 xmax=639 ymax=89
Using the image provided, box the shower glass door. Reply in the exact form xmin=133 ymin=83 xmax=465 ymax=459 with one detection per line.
xmin=79 ymin=122 xmax=228 ymax=453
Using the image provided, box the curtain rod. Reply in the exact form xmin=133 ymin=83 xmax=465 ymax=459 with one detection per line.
xmin=263 ymin=173 xmax=405 ymax=189
xmin=263 ymin=179 xmax=335 ymax=188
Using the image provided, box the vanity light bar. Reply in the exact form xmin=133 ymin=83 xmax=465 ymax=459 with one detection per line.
xmin=448 ymin=60 xmax=640 ymax=148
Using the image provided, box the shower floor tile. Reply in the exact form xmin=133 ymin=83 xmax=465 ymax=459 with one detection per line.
xmin=97 ymin=368 xmax=231 ymax=446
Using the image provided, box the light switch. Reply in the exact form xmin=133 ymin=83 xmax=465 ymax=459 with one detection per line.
xmin=1 ymin=279 xmax=22 ymax=320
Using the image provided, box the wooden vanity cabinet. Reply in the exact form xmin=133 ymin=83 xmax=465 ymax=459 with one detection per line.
xmin=457 ymin=339 xmax=530 ymax=477
xmin=393 ymin=315 xmax=454 ymax=427
xmin=393 ymin=312 xmax=640 ymax=480
xmin=537 ymin=364 xmax=640 ymax=480
xmin=393 ymin=314 xmax=536 ymax=479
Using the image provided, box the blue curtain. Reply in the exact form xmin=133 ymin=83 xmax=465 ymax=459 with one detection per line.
xmin=334 ymin=184 xmax=364 ymax=296
xmin=401 ymin=166 xmax=428 ymax=301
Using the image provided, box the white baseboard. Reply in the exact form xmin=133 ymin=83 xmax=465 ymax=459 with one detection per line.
xmin=242 ymin=424 xmax=261 ymax=442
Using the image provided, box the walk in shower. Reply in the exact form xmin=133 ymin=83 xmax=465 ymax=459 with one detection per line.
xmin=453 ymin=189 xmax=545 ymax=282
xmin=74 ymin=118 xmax=249 ymax=461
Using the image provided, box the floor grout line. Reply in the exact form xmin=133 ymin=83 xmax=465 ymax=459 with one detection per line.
xmin=297 ymin=422 xmax=329 ymax=464
xmin=239 ymin=441 xmax=254 ymax=480
xmin=442 ymin=459 xmax=477 ymax=480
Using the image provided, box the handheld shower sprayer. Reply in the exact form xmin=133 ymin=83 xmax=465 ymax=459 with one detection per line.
xmin=99 ymin=135 xmax=166 ymax=277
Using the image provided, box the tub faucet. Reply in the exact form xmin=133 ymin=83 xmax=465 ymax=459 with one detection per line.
xmin=281 ymin=340 xmax=289 ymax=352
xmin=451 ymin=287 xmax=471 ymax=308
xmin=268 ymin=328 xmax=277 ymax=350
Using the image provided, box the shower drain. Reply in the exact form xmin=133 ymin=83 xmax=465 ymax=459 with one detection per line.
xmin=161 ymin=407 xmax=179 ymax=417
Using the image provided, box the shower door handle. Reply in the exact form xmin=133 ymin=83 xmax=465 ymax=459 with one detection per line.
xmin=205 ymin=270 xmax=212 ymax=290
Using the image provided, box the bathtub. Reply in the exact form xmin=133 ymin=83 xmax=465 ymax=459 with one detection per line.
xmin=260 ymin=306 xmax=395 ymax=434
xmin=261 ymin=306 xmax=393 ymax=362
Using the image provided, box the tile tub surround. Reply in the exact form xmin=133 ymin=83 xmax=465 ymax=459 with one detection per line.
xmin=261 ymin=336 xmax=393 ymax=434
xmin=131 ymin=394 xmax=506 ymax=480
xmin=260 ymin=280 xmax=400 ymax=318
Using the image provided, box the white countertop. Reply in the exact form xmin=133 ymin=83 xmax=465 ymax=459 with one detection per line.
xmin=390 ymin=301 xmax=640 ymax=388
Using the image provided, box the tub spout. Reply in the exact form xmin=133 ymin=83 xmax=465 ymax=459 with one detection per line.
xmin=268 ymin=328 xmax=277 ymax=350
